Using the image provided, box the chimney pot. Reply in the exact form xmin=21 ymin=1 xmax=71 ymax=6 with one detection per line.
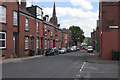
xmin=21 ymin=0 xmax=26 ymax=9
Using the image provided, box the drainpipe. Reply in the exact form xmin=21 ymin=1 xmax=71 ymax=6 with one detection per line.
xmin=17 ymin=1 xmax=20 ymax=57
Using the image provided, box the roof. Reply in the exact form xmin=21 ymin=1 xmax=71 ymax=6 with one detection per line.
xmin=19 ymin=5 xmax=35 ymax=18
xmin=43 ymin=21 xmax=62 ymax=31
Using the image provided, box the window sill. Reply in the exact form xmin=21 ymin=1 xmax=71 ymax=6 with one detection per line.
xmin=0 ymin=48 xmax=7 ymax=50
xmin=37 ymin=32 xmax=39 ymax=34
xmin=25 ymin=49 xmax=29 ymax=51
xmin=0 ymin=22 xmax=7 ymax=25
xmin=25 ymin=30 xmax=29 ymax=32
xmin=13 ymin=25 xmax=18 ymax=27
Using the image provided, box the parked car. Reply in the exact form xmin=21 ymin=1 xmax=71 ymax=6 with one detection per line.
xmin=87 ymin=46 xmax=93 ymax=53
xmin=71 ymin=46 xmax=77 ymax=51
xmin=70 ymin=47 xmax=74 ymax=52
xmin=45 ymin=48 xmax=59 ymax=56
xmin=80 ymin=47 xmax=86 ymax=50
xmin=58 ymin=48 xmax=66 ymax=54
xmin=66 ymin=47 xmax=71 ymax=52
xmin=77 ymin=46 xmax=80 ymax=51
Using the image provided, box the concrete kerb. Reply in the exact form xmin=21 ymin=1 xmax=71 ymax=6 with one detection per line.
xmin=0 ymin=55 xmax=44 ymax=64
xmin=86 ymin=53 xmax=119 ymax=64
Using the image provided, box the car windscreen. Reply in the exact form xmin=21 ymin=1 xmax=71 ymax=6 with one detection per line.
xmin=87 ymin=47 xmax=92 ymax=49
xmin=61 ymin=48 xmax=65 ymax=50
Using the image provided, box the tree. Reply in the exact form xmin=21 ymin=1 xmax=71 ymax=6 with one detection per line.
xmin=83 ymin=37 xmax=91 ymax=46
xmin=69 ymin=26 xmax=85 ymax=46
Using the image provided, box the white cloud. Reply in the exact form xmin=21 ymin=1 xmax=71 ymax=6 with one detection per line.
xmin=43 ymin=7 xmax=98 ymax=37
xmin=26 ymin=0 xmax=32 ymax=7
xmin=70 ymin=0 xmax=93 ymax=10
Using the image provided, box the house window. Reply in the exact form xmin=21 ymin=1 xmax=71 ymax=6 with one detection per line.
xmin=59 ymin=32 xmax=61 ymax=39
xmin=36 ymin=7 xmax=43 ymax=19
xmin=25 ymin=37 xmax=29 ymax=50
xmin=37 ymin=21 xmax=39 ymax=33
xmin=25 ymin=18 xmax=29 ymax=31
xmin=46 ymin=17 xmax=49 ymax=22
xmin=36 ymin=37 xmax=39 ymax=49
xmin=51 ymin=40 xmax=53 ymax=48
xmin=0 ymin=32 xmax=6 ymax=49
xmin=13 ymin=11 xmax=18 ymax=26
xmin=51 ymin=28 xmax=53 ymax=37
xmin=55 ymin=29 xmax=57 ymax=37
xmin=0 ymin=5 xmax=6 ymax=23
xmin=44 ymin=25 xmax=47 ymax=36
xmin=45 ymin=40 xmax=47 ymax=49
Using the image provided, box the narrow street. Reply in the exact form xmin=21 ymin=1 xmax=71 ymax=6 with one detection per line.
xmin=2 ymin=50 xmax=118 ymax=79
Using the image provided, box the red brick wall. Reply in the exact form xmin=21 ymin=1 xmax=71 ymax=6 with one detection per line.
xmin=96 ymin=27 xmax=100 ymax=52
xmin=102 ymin=32 xmax=118 ymax=59
xmin=118 ymin=2 xmax=120 ymax=51
xmin=37 ymin=20 xmax=43 ymax=50
xmin=19 ymin=13 xmax=36 ymax=56
xmin=101 ymin=2 xmax=119 ymax=31
xmin=99 ymin=2 xmax=119 ymax=59
xmin=0 ymin=2 xmax=18 ymax=58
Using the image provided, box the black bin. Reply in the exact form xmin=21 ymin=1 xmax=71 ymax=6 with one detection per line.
xmin=29 ymin=50 xmax=34 ymax=56
xmin=38 ymin=49 xmax=44 ymax=55
xmin=112 ymin=50 xmax=119 ymax=60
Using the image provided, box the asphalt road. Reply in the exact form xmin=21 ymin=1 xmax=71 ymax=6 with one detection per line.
xmin=2 ymin=50 xmax=118 ymax=79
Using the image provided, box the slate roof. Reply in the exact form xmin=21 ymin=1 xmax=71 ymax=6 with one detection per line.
xmin=19 ymin=5 xmax=35 ymax=18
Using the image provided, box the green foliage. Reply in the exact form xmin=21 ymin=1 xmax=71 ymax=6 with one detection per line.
xmin=69 ymin=26 xmax=85 ymax=46
xmin=84 ymin=37 xmax=91 ymax=46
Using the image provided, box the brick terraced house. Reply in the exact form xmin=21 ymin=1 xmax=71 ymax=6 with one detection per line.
xmin=0 ymin=0 xmax=19 ymax=58
xmin=91 ymin=0 xmax=120 ymax=59
xmin=0 ymin=0 xmax=72 ymax=58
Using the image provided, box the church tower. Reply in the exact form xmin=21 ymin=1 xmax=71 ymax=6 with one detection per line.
xmin=50 ymin=2 xmax=58 ymax=26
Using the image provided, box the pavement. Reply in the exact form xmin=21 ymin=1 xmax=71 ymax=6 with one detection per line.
xmin=0 ymin=55 xmax=43 ymax=64
xmin=0 ymin=50 xmax=119 ymax=79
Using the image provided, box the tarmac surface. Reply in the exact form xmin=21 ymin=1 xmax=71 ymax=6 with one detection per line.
xmin=1 ymin=50 xmax=119 ymax=79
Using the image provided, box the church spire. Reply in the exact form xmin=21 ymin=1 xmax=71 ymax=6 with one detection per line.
xmin=53 ymin=2 xmax=56 ymax=18
xmin=50 ymin=2 xmax=58 ymax=25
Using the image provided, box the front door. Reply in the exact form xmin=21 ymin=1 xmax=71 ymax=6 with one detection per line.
xmin=53 ymin=40 xmax=55 ymax=47
xmin=31 ymin=37 xmax=34 ymax=50
xmin=13 ymin=35 xmax=16 ymax=56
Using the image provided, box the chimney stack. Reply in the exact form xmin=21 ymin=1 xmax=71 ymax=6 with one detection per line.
xmin=21 ymin=0 xmax=26 ymax=9
xmin=57 ymin=24 xmax=60 ymax=27
xmin=45 ymin=15 xmax=49 ymax=22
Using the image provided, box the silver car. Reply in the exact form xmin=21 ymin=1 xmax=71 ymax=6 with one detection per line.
xmin=87 ymin=46 xmax=93 ymax=53
xmin=58 ymin=48 xmax=66 ymax=54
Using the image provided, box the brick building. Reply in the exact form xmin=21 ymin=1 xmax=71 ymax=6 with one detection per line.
xmin=67 ymin=29 xmax=72 ymax=47
xmin=63 ymin=28 xmax=72 ymax=48
xmin=0 ymin=0 xmax=19 ymax=58
xmin=96 ymin=20 xmax=100 ymax=52
xmin=91 ymin=29 xmax=96 ymax=50
xmin=0 ymin=0 xmax=72 ymax=58
xmin=92 ymin=1 xmax=119 ymax=59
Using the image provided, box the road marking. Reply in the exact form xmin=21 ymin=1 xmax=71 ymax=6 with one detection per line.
xmin=90 ymin=54 xmax=94 ymax=55
xmin=80 ymin=62 xmax=86 ymax=72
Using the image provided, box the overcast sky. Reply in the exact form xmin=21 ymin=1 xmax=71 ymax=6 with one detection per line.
xmin=26 ymin=0 xmax=99 ymax=37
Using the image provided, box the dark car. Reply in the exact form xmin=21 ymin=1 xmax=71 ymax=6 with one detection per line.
xmin=45 ymin=48 xmax=59 ymax=56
